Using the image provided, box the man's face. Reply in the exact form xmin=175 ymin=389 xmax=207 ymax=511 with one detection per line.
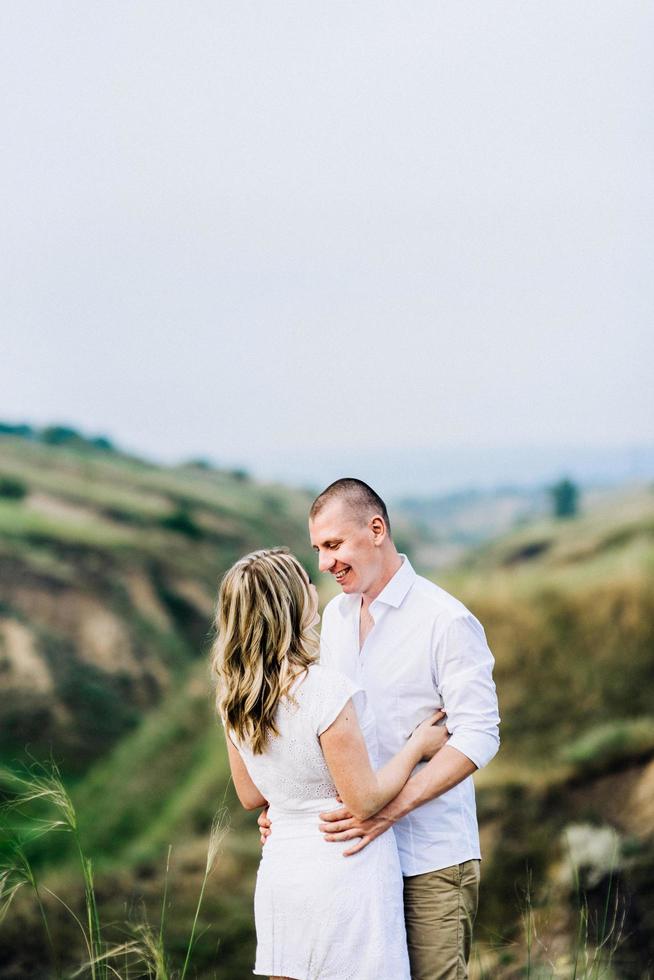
xmin=309 ymin=499 xmax=382 ymax=596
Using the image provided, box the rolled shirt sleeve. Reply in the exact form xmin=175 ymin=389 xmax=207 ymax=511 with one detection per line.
xmin=434 ymin=612 xmax=501 ymax=770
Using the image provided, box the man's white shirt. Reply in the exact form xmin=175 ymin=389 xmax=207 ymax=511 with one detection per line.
xmin=319 ymin=556 xmax=500 ymax=877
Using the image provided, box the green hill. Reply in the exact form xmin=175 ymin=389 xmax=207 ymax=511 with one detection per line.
xmin=440 ymin=486 xmax=654 ymax=977
xmin=0 ymin=434 xmax=319 ymax=771
xmin=1 ymin=439 xmax=653 ymax=978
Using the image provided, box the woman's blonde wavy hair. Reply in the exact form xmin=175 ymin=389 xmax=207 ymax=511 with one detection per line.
xmin=211 ymin=547 xmax=319 ymax=754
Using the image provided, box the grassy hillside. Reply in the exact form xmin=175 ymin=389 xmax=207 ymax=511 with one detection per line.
xmin=55 ymin=483 xmax=654 ymax=979
xmin=0 ymin=434 xmax=320 ymax=772
xmin=2 ymin=445 xmax=653 ymax=977
xmin=441 ymin=486 xmax=654 ymax=978
xmin=445 ymin=486 xmax=654 ymax=767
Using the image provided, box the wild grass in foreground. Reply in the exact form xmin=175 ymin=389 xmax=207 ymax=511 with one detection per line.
xmin=472 ymin=865 xmax=626 ymax=980
xmin=1 ymin=761 xmax=635 ymax=979
xmin=0 ymin=759 xmax=228 ymax=979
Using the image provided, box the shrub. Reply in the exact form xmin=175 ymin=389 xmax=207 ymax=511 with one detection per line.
xmin=561 ymin=718 xmax=654 ymax=773
xmin=159 ymin=508 xmax=203 ymax=540
xmin=0 ymin=476 xmax=27 ymax=500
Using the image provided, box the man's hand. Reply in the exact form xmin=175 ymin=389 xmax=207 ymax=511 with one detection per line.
xmin=319 ymin=805 xmax=395 ymax=856
xmin=257 ymin=806 xmax=271 ymax=846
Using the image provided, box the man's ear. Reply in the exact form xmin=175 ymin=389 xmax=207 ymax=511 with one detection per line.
xmin=370 ymin=515 xmax=387 ymax=544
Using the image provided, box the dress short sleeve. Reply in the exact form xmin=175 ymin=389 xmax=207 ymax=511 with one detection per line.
xmin=313 ymin=666 xmax=365 ymax=736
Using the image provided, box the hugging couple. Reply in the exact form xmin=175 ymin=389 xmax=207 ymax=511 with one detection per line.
xmin=211 ymin=478 xmax=500 ymax=980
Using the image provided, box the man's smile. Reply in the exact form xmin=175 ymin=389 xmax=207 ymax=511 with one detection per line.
xmin=334 ymin=565 xmax=351 ymax=583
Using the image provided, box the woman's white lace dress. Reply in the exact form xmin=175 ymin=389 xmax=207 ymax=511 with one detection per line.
xmin=233 ymin=663 xmax=410 ymax=980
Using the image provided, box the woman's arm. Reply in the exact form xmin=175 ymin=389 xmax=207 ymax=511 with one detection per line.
xmin=320 ymin=700 xmax=446 ymax=822
xmin=225 ymin=736 xmax=268 ymax=811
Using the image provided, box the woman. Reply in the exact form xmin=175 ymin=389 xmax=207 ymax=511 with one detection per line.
xmin=211 ymin=548 xmax=448 ymax=980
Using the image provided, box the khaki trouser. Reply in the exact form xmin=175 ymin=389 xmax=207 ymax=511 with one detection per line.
xmin=403 ymin=860 xmax=481 ymax=980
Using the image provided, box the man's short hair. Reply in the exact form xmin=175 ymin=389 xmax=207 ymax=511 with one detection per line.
xmin=309 ymin=478 xmax=392 ymax=536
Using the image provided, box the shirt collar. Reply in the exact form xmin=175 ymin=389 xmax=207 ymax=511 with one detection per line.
xmin=371 ymin=555 xmax=416 ymax=611
xmin=337 ymin=554 xmax=416 ymax=617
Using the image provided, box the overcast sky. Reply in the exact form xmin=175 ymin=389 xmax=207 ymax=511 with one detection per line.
xmin=1 ymin=2 xmax=652 ymax=481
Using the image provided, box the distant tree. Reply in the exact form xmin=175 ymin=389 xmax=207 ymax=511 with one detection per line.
xmin=550 ymin=478 xmax=579 ymax=519
xmin=0 ymin=422 xmax=35 ymax=439
xmin=41 ymin=425 xmax=84 ymax=446
xmin=89 ymin=435 xmax=116 ymax=452
xmin=229 ymin=467 xmax=250 ymax=482
xmin=0 ymin=476 xmax=27 ymax=500
xmin=39 ymin=426 xmax=117 ymax=453
xmin=185 ymin=458 xmax=214 ymax=470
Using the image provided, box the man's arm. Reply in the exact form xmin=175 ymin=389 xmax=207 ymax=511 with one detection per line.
xmin=436 ymin=612 xmax=500 ymax=771
xmin=320 ymin=745 xmax=476 ymax=851
xmin=320 ymin=612 xmax=500 ymax=853
xmin=380 ymin=744 xmax=477 ymax=819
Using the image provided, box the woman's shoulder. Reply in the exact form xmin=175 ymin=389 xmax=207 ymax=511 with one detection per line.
xmin=307 ymin=660 xmax=347 ymax=681
xmin=303 ymin=662 xmax=360 ymax=698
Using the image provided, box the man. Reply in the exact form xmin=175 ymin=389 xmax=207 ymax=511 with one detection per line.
xmin=259 ymin=477 xmax=500 ymax=978
xmin=310 ymin=478 xmax=499 ymax=980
